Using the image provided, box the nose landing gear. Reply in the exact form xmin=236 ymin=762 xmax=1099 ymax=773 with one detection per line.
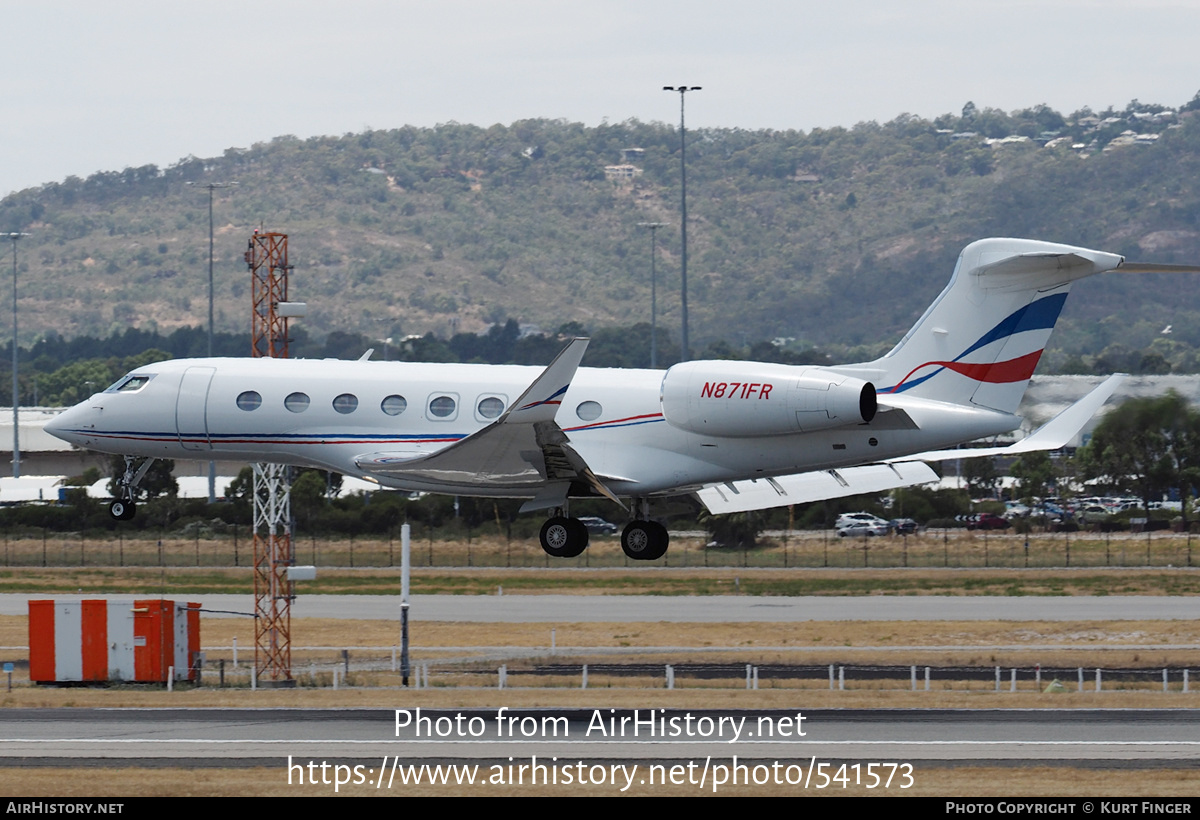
xmin=109 ymin=456 xmax=155 ymax=521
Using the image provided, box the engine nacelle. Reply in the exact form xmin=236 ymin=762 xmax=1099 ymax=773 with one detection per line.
xmin=660 ymin=361 xmax=877 ymax=437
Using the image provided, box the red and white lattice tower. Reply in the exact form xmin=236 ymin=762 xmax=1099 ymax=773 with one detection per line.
xmin=245 ymin=231 xmax=296 ymax=684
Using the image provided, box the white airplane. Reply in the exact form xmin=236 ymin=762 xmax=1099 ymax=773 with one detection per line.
xmin=46 ymin=237 xmax=1172 ymax=560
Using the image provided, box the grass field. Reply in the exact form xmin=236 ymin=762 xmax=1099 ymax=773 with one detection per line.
xmin=0 ymin=528 xmax=1196 ymax=571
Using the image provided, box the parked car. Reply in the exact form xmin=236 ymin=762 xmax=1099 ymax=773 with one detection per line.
xmin=577 ymin=516 xmax=618 ymax=535
xmin=837 ymin=521 xmax=889 ymax=538
xmin=1078 ymin=505 xmax=1111 ymax=525
xmin=966 ymin=513 xmax=1010 ymax=531
xmin=889 ymin=518 xmax=918 ymax=535
xmin=836 ymin=512 xmax=889 ymax=531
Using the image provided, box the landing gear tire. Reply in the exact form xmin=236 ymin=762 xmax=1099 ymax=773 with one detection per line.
xmin=540 ymin=516 xmax=589 ymax=558
xmin=109 ymin=499 xmax=136 ymax=521
xmin=621 ymin=520 xmax=668 ymax=561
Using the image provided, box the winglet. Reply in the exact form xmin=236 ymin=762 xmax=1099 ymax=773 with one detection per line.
xmin=503 ymin=337 xmax=589 ymax=424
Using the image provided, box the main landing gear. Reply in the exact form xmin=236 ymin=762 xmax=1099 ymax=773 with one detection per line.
xmin=620 ymin=519 xmax=668 ymax=561
xmin=539 ymin=516 xmax=589 ymax=558
xmin=536 ymin=498 xmax=670 ymax=561
xmin=109 ymin=456 xmax=155 ymax=521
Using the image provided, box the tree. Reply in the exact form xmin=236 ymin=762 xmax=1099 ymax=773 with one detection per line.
xmin=1079 ymin=393 xmax=1200 ymax=516
xmin=962 ymin=456 xmax=1001 ymax=498
xmin=1009 ymin=451 xmax=1055 ymax=504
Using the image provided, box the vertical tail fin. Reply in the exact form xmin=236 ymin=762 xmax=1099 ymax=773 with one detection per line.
xmin=839 ymin=238 xmax=1123 ymax=414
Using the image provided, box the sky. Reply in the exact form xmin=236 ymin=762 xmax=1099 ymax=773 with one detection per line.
xmin=3 ymin=0 xmax=1199 ymax=196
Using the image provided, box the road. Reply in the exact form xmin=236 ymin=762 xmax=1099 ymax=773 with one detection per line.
xmin=1 ymin=708 xmax=1197 ymax=766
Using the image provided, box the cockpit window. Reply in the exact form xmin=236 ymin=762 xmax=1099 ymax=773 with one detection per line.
xmin=105 ymin=375 xmax=152 ymax=394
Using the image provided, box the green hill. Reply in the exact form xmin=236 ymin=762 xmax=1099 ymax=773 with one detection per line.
xmin=3 ymin=101 xmax=1200 ymax=372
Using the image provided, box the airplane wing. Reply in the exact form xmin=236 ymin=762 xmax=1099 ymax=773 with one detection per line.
xmin=696 ymin=462 xmax=939 ymax=514
xmin=354 ymin=338 xmax=620 ymax=510
xmin=902 ymin=373 xmax=1125 ymax=461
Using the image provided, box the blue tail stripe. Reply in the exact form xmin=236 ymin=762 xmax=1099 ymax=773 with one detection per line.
xmin=956 ymin=293 xmax=1067 ymax=361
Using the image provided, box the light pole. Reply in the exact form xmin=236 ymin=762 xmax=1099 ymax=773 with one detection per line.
xmin=663 ymin=85 xmax=700 ymax=362
xmin=187 ymin=181 xmax=237 ymax=502
xmin=637 ymin=222 xmax=667 ymax=368
xmin=5 ymin=233 xmax=28 ymax=479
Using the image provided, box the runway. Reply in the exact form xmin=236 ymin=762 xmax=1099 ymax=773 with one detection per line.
xmin=1 ymin=708 xmax=1197 ymax=767
xmin=0 ymin=593 xmax=1196 ymax=622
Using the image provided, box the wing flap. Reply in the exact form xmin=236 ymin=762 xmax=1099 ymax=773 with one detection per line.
xmin=696 ymin=461 xmax=939 ymax=514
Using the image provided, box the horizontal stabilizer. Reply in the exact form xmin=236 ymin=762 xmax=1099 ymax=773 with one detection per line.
xmin=696 ymin=461 xmax=939 ymax=514
xmin=903 ymin=373 xmax=1124 ymax=462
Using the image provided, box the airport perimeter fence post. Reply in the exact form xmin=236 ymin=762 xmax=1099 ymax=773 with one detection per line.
xmin=753 ymin=666 xmax=759 ymax=690
xmin=828 ymin=664 xmax=834 ymax=690
xmin=1164 ymin=669 xmax=1168 ymax=692
xmin=745 ymin=664 xmax=751 ymax=689
xmin=994 ymin=666 xmax=1000 ymax=692
xmin=910 ymin=666 xmax=916 ymax=691
xmin=1185 ymin=669 xmax=1190 ymax=693
xmin=1077 ymin=667 xmax=1083 ymax=692
xmin=1036 ymin=664 xmax=1041 ymax=690
xmin=838 ymin=666 xmax=844 ymax=691
xmin=499 ymin=665 xmax=506 ymax=689
xmin=1096 ymin=668 xmax=1102 ymax=692
xmin=666 ymin=665 xmax=674 ymax=690
xmin=1010 ymin=668 xmax=1016 ymax=692
xmin=925 ymin=666 xmax=930 ymax=691
xmin=582 ymin=664 xmax=588 ymax=689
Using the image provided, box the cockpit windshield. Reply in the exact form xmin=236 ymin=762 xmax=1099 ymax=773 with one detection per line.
xmin=104 ymin=374 xmax=153 ymax=394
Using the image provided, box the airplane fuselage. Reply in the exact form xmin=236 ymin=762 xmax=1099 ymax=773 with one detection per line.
xmin=47 ymin=356 xmax=1018 ymax=499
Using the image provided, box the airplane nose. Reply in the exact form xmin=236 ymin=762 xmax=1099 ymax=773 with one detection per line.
xmin=43 ymin=403 xmax=91 ymax=445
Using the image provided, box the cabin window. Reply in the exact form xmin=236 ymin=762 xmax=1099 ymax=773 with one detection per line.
xmin=236 ymin=391 xmax=262 ymax=411
xmin=333 ymin=393 xmax=359 ymax=414
xmin=381 ymin=395 xmax=407 ymax=416
xmin=285 ymin=392 xmax=310 ymax=413
xmin=477 ymin=396 xmax=505 ymax=419
xmin=429 ymin=395 xmax=457 ymax=418
xmin=576 ymin=401 xmax=602 ymax=421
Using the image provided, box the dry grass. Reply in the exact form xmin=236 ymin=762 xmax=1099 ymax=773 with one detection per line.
xmin=2 ymin=614 xmax=1200 ymax=706
xmin=3 ymin=528 xmax=1200 ymax=572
